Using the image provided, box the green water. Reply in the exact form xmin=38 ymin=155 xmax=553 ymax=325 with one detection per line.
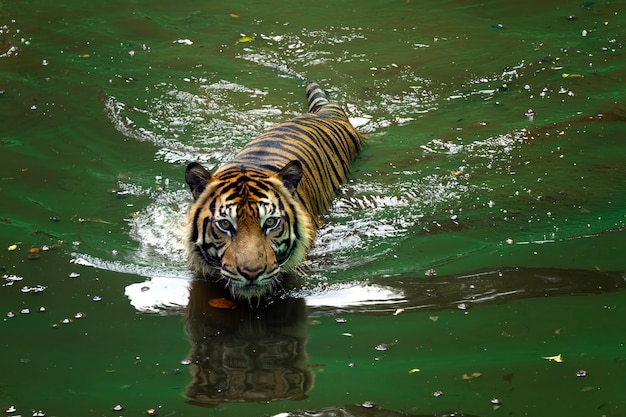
xmin=1 ymin=0 xmax=625 ymax=416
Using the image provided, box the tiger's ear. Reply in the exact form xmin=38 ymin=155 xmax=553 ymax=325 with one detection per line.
xmin=185 ymin=162 xmax=213 ymax=200
xmin=277 ymin=160 xmax=303 ymax=194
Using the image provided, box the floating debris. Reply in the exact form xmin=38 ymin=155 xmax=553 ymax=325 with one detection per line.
xmin=335 ymin=317 xmax=348 ymax=323
xmin=433 ymin=390 xmax=444 ymax=397
xmin=61 ymin=318 xmax=73 ymax=324
xmin=27 ymin=247 xmax=41 ymax=260
xmin=32 ymin=411 xmax=45 ymax=417
xmin=146 ymin=409 xmax=158 ymax=415
xmin=7 ymin=312 xmax=16 ymax=318
xmin=491 ymin=397 xmax=502 ymax=410
xmin=92 ymin=295 xmax=103 ymax=302
xmin=20 ymin=308 xmax=30 ymax=314
xmin=112 ymin=405 xmax=124 ymax=411
xmin=361 ymin=401 xmax=376 ymax=409
xmin=457 ymin=303 xmax=469 ymax=310
xmin=180 ymin=358 xmax=192 ymax=365
xmin=542 ymin=354 xmax=563 ymax=363
xmin=21 ymin=285 xmax=47 ymax=293
xmin=68 ymin=272 xmax=81 ymax=278
xmin=462 ymin=372 xmax=482 ymax=380
xmin=424 ymin=268 xmax=437 ymax=276
xmin=3 ymin=274 xmax=24 ymax=284
xmin=393 ymin=308 xmax=405 ymax=316
xmin=74 ymin=312 xmax=86 ymax=319
xmin=524 ymin=108 xmax=535 ymax=122
xmin=374 ymin=344 xmax=389 ymax=352
xmin=5 ymin=405 xmax=17 ymax=413
xmin=208 ymin=298 xmax=236 ymax=309
xmin=38 ymin=306 xmax=46 ymax=312
xmin=576 ymin=370 xmax=587 ymax=377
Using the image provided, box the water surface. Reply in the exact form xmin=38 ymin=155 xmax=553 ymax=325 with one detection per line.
xmin=1 ymin=0 xmax=625 ymax=416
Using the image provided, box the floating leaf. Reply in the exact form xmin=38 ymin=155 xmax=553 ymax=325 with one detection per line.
xmin=238 ymin=36 xmax=255 ymax=43
xmin=208 ymin=298 xmax=236 ymax=309
xmin=462 ymin=372 xmax=482 ymax=380
xmin=230 ymin=13 xmax=240 ymax=18
xmin=393 ymin=308 xmax=405 ymax=316
xmin=8 ymin=244 xmax=17 ymax=251
xmin=542 ymin=353 xmax=563 ymax=362
xmin=408 ymin=368 xmax=421 ymax=374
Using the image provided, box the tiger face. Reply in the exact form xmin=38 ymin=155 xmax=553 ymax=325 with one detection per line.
xmin=185 ymin=161 xmax=314 ymax=300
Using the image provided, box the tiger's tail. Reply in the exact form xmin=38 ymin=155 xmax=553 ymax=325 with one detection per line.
xmin=305 ymin=81 xmax=330 ymax=114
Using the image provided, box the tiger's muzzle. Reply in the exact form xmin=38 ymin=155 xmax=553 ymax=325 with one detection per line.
xmin=220 ymin=227 xmax=281 ymax=300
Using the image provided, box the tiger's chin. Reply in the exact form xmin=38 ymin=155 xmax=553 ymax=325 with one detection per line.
xmin=222 ymin=276 xmax=281 ymax=302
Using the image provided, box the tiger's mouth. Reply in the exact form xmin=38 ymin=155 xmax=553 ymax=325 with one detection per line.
xmin=223 ymin=275 xmax=280 ymax=300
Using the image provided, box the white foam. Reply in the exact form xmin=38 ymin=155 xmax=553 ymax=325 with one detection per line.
xmin=305 ymin=283 xmax=405 ymax=308
xmin=124 ymin=277 xmax=190 ymax=314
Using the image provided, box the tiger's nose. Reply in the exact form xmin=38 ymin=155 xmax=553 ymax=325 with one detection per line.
xmin=238 ymin=266 xmax=264 ymax=281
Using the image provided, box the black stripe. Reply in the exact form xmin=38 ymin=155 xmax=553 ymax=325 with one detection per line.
xmin=190 ymin=208 xmax=201 ymax=242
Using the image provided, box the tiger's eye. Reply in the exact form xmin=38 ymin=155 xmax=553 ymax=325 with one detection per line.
xmin=264 ymin=216 xmax=280 ymax=230
xmin=216 ymin=218 xmax=232 ymax=232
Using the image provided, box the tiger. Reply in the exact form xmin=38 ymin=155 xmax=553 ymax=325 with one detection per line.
xmin=185 ymin=81 xmax=362 ymax=300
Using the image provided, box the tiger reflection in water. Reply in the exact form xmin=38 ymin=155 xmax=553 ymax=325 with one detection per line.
xmin=183 ymin=279 xmax=313 ymax=406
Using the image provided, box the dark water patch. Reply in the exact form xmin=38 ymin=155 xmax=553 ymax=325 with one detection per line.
xmin=303 ymin=267 xmax=626 ymax=315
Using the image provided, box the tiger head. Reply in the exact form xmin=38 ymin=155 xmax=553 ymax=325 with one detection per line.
xmin=184 ymin=161 xmax=314 ymax=300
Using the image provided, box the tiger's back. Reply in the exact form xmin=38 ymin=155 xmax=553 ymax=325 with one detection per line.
xmin=221 ymin=82 xmax=361 ymax=221
xmin=185 ymin=81 xmax=362 ymax=301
